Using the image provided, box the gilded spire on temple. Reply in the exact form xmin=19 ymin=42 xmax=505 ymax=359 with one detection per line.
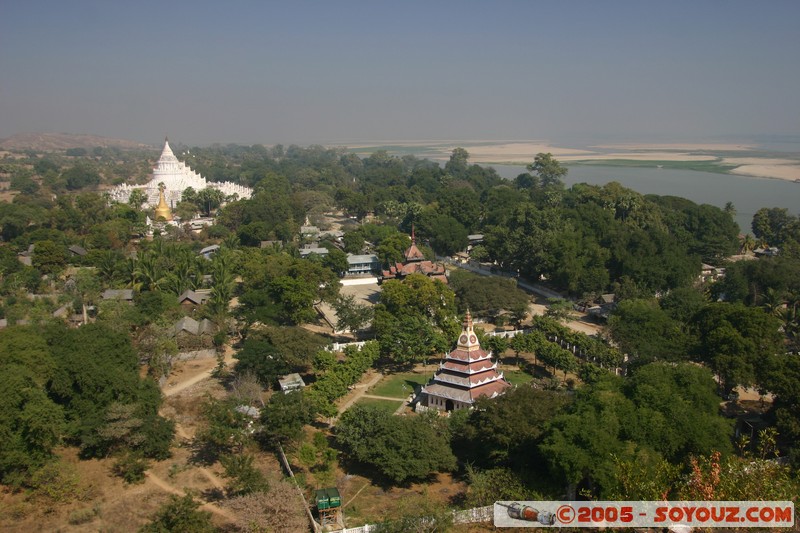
xmin=108 ymin=138 xmax=252 ymax=209
xmin=154 ymin=182 xmax=173 ymax=221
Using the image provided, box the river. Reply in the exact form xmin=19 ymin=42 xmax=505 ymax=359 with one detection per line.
xmin=489 ymin=164 xmax=799 ymax=233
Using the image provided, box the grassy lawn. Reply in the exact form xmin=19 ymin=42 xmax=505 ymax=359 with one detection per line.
xmin=369 ymin=372 xmax=430 ymax=398
xmin=568 ymin=159 xmax=737 ymax=174
xmin=355 ymin=397 xmax=403 ymax=414
xmin=504 ymin=369 xmax=534 ymax=387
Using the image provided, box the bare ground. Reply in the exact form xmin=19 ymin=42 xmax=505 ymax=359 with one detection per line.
xmin=0 ymin=347 xmax=254 ymax=532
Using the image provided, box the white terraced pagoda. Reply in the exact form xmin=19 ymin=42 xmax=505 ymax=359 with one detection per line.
xmin=419 ymin=310 xmax=511 ymax=412
xmin=109 ymin=138 xmax=253 ymax=208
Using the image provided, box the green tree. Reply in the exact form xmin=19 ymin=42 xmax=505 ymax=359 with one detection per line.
xmin=527 ymin=152 xmax=567 ymax=187
xmin=545 ymin=298 xmax=574 ymax=322
xmin=373 ymin=274 xmax=458 ymax=364
xmin=342 ymin=231 xmax=365 ymax=254
xmin=692 ymin=303 xmax=783 ymax=394
xmin=61 ymin=164 xmax=101 ymax=190
xmin=376 ymin=233 xmax=411 ymax=266
xmin=139 ymin=494 xmax=214 ymax=533
xmin=220 ymin=453 xmax=270 ymax=496
xmin=332 ymin=294 xmax=374 ymax=333
xmin=444 ymin=147 xmax=470 ymax=177
xmin=32 ymin=240 xmax=66 ymax=275
xmin=259 ymin=391 xmax=317 ymax=447
xmin=196 ymin=187 xmax=226 ymax=216
xmin=197 ymin=398 xmax=254 ymax=457
xmin=456 ymin=387 xmax=571 ymax=468
xmin=336 ymin=405 xmax=456 ymax=484
xmin=541 ymin=364 xmax=733 ymax=498
xmin=608 ymin=299 xmax=690 ymax=363
xmin=752 ymin=207 xmax=795 ymax=246
xmin=45 ymin=323 xmax=172 ymax=460
xmin=234 ymin=335 xmax=286 ymax=387
xmin=464 ymin=466 xmax=538 ymax=507
xmin=128 ymin=189 xmax=148 ymax=210
xmin=765 ymin=354 xmax=800 ymax=448
xmin=423 ymin=214 xmax=469 ymax=256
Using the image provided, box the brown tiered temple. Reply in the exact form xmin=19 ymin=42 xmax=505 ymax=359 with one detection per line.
xmin=420 ymin=311 xmax=511 ymax=411
xmin=380 ymin=226 xmax=447 ymax=283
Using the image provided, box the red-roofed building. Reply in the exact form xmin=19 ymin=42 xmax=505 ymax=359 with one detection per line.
xmin=419 ymin=310 xmax=511 ymax=411
xmin=380 ymin=227 xmax=447 ymax=284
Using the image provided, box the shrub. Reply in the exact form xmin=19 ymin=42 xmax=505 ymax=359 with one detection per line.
xmin=68 ymin=507 xmax=98 ymax=525
xmin=28 ymin=462 xmax=80 ymax=504
xmin=113 ymin=453 xmax=148 ymax=484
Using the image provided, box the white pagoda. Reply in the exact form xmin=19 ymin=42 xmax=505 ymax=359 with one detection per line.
xmin=109 ymin=138 xmax=253 ymax=208
xmin=419 ymin=311 xmax=511 ymax=412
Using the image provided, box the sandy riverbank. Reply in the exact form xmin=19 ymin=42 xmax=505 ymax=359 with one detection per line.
xmin=464 ymin=142 xmax=800 ymax=182
xmin=557 ymin=152 xmax=718 ymax=162
xmin=339 ymin=140 xmax=800 ymax=182
xmin=590 ymin=142 xmax=755 ymax=151
xmin=730 ymin=164 xmax=800 ymax=181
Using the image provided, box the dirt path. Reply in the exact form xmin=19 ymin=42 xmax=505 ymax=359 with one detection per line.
xmin=361 ymin=393 xmax=405 ymax=401
xmin=145 ymin=471 xmax=236 ymax=521
xmin=151 ymin=345 xmax=240 ymax=524
xmin=163 ymin=347 xmax=235 ymax=398
xmin=171 ymin=419 xmax=228 ymax=491
xmin=336 ymin=371 xmax=384 ymax=415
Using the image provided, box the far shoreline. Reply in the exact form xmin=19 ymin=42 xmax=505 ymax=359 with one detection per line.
xmin=342 ymin=140 xmax=800 ymax=183
xmin=476 ymin=159 xmax=800 ymax=184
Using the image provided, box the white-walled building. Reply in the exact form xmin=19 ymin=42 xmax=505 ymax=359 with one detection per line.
xmin=109 ymin=138 xmax=252 ymax=208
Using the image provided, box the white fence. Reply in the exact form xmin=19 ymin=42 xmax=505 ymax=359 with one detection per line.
xmin=453 ymin=505 xmax=494 ymax=524
xmin=338 ymin=505 xmax=493 ymax=532
xmin=487 ymin=328 xmax=530 ymax=339
xmin=340 ymin=277 xmax=379 ymax=286
xmin=341 ymin=525 xmax=378 ymax=533
xmin=325 ymin=340 xmax=369 ymax=352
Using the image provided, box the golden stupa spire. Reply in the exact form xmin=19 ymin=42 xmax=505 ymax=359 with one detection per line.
xmin=154 ymin=182 xmax=173 ymax=221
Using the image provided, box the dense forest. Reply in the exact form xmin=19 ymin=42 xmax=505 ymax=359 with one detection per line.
xmin=1 ymin=142 xmax=799 ymax=529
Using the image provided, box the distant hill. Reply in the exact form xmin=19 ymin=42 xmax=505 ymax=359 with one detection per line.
xmin=0 ymin=132 xmax=153 ymax=152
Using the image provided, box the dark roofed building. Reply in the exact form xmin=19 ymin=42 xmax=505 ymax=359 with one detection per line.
xmin=102 ymin=289 xmax=134 ymax=303
xmin=380 ymin=228 xmax=447 ymax=284
xmin=177 ymin=289 xmax=212 ymax=307
xmin=299 ymin=244 xmax=329 ymax=258
xmin=174 ymin=316 xmax=216 ymax=336
xmin=347 ymin=254 xmax=380 ymax=275
xmin=68 ymin=245 xmax=88 ymax=257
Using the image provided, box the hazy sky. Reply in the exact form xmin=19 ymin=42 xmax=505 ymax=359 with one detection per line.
xmin=1 ymin=1 xmax=798 ymax=146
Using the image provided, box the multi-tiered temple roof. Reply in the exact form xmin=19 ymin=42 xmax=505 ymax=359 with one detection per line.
xmin=380 ymin=227 xmax=447 ymax=283
xmin=109 ymin=138 xmax=252 ymax=208
xmin=420 ymin=311 xmax=511 ymax=411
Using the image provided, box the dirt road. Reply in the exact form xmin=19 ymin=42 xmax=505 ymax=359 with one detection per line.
xmin=163 ymin=347 xmax=235 ymax=397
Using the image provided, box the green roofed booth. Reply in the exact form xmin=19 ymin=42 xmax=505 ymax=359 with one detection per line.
xmin=315 ymin=487 xmax=341 ymax=526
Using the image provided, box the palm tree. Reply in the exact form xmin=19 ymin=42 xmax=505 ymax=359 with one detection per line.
xmin=134 ymin=252 xmax=164 ymax=292
xmin=741 ymin=234 xmax=756 ymax=254
xmin=95 ymin=250 xmax=120 ymax=283
xmin=161 ymin=258 xmax=194 ymax=295
xmin=121 ymin=256 xmax=142 ymax=292
xmin=223 ymin=233 xmax=240 ymax=251
xmin=761 ymin=287 xmax=786 ymax=318
xmin=208 ymin=250 xmax=236 ymax=316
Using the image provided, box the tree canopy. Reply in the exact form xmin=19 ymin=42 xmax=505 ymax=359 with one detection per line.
xmin=336 ymin=404 xmax=456 ymax=484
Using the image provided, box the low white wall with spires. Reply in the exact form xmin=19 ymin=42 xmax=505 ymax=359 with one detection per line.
xmin=338 ymin=505 xmax=494 ymax=532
